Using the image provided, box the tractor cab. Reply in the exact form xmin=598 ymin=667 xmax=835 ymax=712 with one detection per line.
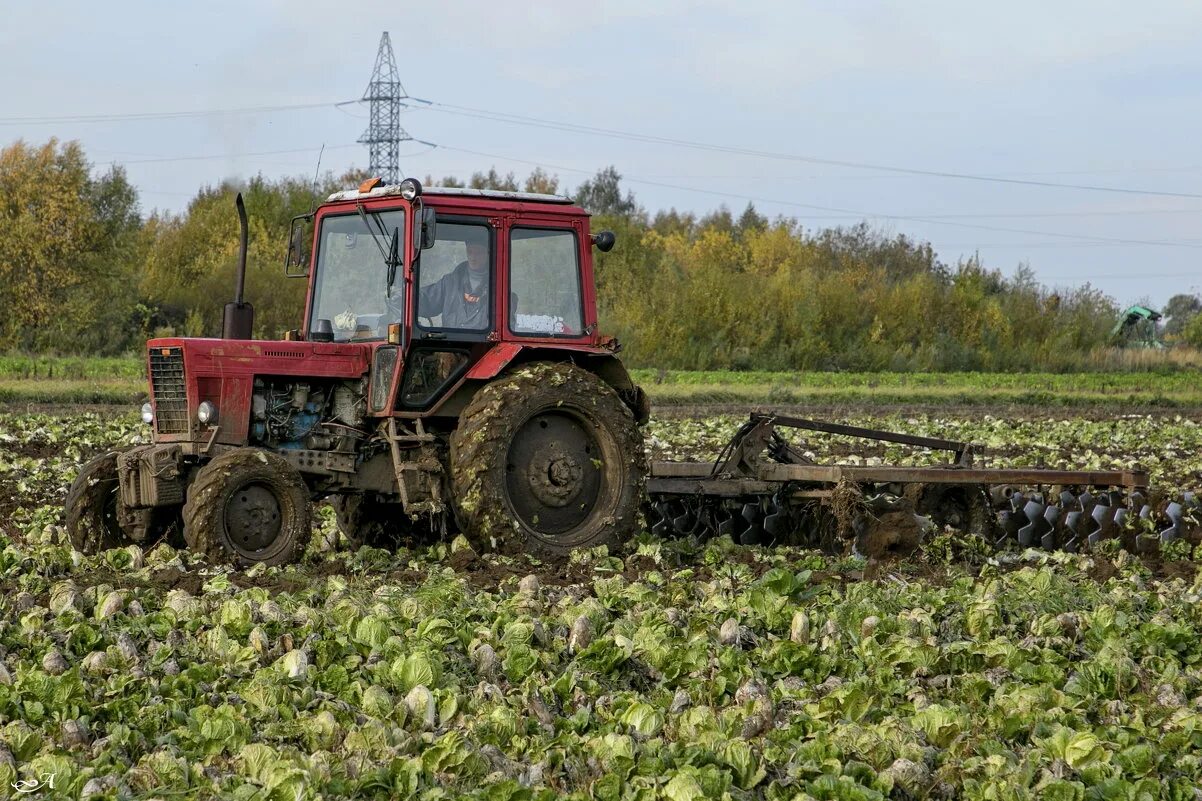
xmin=287 ymin=178 xmax=619 ymax=419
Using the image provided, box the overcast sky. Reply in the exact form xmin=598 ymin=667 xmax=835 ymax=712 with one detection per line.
xmin=3 ymin=1 xmax=1200 ymax=305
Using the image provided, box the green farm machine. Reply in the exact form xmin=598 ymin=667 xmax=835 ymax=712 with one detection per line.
xmin=1111 ymin=305 xmax=1165 ymax=349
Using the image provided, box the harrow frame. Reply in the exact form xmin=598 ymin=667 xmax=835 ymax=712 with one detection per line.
xmin=645 ymin=414 xmax=1172 ymax=552
xmin=648 ymin=413 xmax=1148 ymax=495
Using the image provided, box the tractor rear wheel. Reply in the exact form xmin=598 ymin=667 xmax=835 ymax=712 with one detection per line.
xmin=65 ymin=452 xmax=130 ymax=553
xmin=183 ymin=448 xmax=312 ymax=566
xmin=449 ymin=362 xmax=646 ymax=558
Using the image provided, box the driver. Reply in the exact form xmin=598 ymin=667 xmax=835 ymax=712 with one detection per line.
xmin=418 ymin=227 xmax=490 ymax=330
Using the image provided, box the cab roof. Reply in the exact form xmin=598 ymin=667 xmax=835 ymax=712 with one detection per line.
xmin=326 ymin=184 xmax=575 ymax=205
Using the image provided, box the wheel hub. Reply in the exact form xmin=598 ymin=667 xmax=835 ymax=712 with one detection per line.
xmin=507 ymin=411 xmax=603 ymax=535
xmin=548 ymin=455 xmax=582 ymax=487
xmin=527 ymin=449 xmax=584 ymax=507
xmin=225 ymin=483 xmax=282 ymax=555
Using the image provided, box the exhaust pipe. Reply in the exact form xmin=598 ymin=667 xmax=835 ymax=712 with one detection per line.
xmin=222 ymin=193 xmax=254 ymax=339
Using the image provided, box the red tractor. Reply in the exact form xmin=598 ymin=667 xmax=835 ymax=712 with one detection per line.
xmin=66 ymin=178 xmax=649 ymax=565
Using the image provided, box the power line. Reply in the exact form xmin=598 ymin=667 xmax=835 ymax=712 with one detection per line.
xmin=429 ymin=142 xmax=1202 ymax=250
xmin=110 ymin=144 xmax=359 ymax=165
xmin=0 ymin=101 xmax=349 ymax=126
xmin=1040 ymin=272 xmax=1202 ymax=281
xmin=419 ymin=102 xmax=1202 ymax=200
xmin=895 ymin=208 xmax=1202 ymax=221
xmin=938 ymin=241 xmax=1199 ymax=249
xmin=610 ymin=203 xmax=1202 ymax=221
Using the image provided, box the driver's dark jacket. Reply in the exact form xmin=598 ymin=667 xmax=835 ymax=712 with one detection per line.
xmin=418 ymin=262 xmax=489 ymax=330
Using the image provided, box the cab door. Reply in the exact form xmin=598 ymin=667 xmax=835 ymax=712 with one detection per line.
xmin=501 ymin=216 xmax=594 ymax=346
xmin=396 ymin=214 xmax=502 ymax=410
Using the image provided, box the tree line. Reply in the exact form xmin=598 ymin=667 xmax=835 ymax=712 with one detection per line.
xmin=2 ymin=138 xmax=1200 ymax=371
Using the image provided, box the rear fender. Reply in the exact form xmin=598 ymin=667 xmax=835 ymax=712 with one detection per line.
xmin=458 ymin=344 xmax=649 ymax=424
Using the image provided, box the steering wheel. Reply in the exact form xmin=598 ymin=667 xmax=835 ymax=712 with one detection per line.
xmin=382 ymin=287 xmax=441 ymax=329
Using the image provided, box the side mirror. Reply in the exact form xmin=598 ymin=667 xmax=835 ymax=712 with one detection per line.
xmin=420 ymin=207 xmax=437 ymax=250
xmin=591 ymin=230 xmax=616 ymax=253
xmin=285 ymin=214 xmax=313 ymax=276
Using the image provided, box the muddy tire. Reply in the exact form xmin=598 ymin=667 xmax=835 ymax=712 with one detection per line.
xmin=448 ymin=362 xmax=647 ymax=558
xmin=331 ymin=495 xmax=416 ymax=549
xmin=65 ymin=452 xmax=129 ymax=553
xmin=183 ymin=448 xmax=312 ymax=566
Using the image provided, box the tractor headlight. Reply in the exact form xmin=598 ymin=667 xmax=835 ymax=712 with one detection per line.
xmin=197 ymin=401 xmax=218 ymax=425
xmin=399 ymin=178 xmax=422 ymax=201
xmin=141 ymin=402 xmax=154 ymax=425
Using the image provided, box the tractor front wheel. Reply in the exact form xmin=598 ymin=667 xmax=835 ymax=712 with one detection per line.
xmin=183 ymin=449 xmax=312 ymax=566
xmin=65 ymin=452 xmax=130 ymax=553
xmin=449 ymin=362 xmax=647 ymax=558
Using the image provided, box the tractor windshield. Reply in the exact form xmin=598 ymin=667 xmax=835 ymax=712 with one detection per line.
xmin=309 ymin=209 xmax=406 ymax=341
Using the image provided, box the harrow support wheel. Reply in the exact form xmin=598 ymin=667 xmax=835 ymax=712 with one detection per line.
xmin=449 ymin=362 xmax=647 ymax=558
xmin=183 ymin=448 xmax=312 ymax=566
xmin=65 ymin=452 xmax=131 ymax=554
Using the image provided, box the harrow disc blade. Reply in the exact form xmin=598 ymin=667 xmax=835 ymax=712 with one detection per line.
xmin=764 ymin=508 xmax=792 ymax=538
xmin=671 ymin=509 xmax=697 ymax=536
xmin=1062 ymin=510 xmax=1084 ymax=552
xmin=650 ymin=501 xmax=675 ymax=538
xmin=1160 ymin=501 xmax=1184 ymax=543
xmin=741 ymin=507 xmax=765 ymax=544
xmin=739 ymin=526 xmax=765 ymax=546
xmin=1089 ymin=503 xmax=1119 ymax=544
xmin=1040 ymin=505 xmax=1062 ymax=550
xmin=1017 ymin=500 xmax=1046 ymax=548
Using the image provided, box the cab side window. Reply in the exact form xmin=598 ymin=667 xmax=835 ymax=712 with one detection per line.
xmin=508 ymin=228 xmax=583 ymax=336
xmin=416 ymin=222 xmax=493 ymax=332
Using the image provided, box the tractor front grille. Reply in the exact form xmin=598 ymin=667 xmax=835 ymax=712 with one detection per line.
xmin=149 ymin=347 xmax=188 ymax=435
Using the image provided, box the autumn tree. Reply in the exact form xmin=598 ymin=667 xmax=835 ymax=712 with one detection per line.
xmin=573 ymin=166 xmax=640 ymax=218
xmin=140 ymin=175 xmax=327 ymax=339
xmin=1162 ymin=293 xmax=1202 ymax=338
xmin=523 ymin=168 xmax=560 ymax=195
xmin=469 ymin=168 xmax=518 ymax=191
xmin=0 ymin=139 xmax=143 ymax=352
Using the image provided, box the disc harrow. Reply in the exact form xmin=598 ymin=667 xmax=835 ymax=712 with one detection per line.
xmin=646 ymin=414 xmax=1198 ymax=556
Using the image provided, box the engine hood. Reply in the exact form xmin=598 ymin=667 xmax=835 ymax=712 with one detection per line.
xmin=144 ymin=338 xmax=375 ymax=445
xmin=147 ymin=338 xmax=374 ymax=379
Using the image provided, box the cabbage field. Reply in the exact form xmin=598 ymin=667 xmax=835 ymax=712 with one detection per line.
xmin=1 ymin=410 xmax=1202 ymax=800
